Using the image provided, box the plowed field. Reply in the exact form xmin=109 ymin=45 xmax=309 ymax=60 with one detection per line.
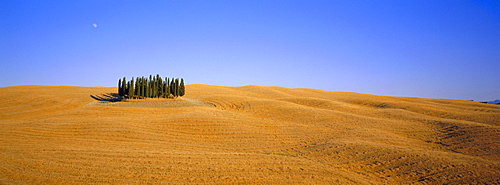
xmin=1 ymin=85 xmax=499 ymax=184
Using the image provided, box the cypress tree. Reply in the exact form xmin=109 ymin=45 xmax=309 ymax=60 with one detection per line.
xmin=149 ymin=79 xmax=153 ymax=98
xmin=139 ymin=77 xmax=144 ymax=98
xmin=133 ymin=77 xmax=137 ymax=96
xmin=172 ymin=78 xmax=175 ymax=97
xmin=165 ymin=77 xmax=170 ymax=98
xmin=180 ymin=78 xmax=185 ymax=97
xmin=118 ymin=78 xmax=122 ymax=97
xmin=157 ymin=76 xmax=163 ymax=98
xmin=149 ymin=75 xmax=153 ymax=98
xmin=170 ymin=78 xmax=175 ymax=97
xmin=161 ymin=81 xmax=167 ymax=98
xmin=175 ymin=78 xmax=180 ymax=97
xmin=156 ymin=77 xmax=159 ymax=97
xmin=129 ymin=78 xmax=135 ymax=98
xmin=125 ymin=81 xmax=130 ymax=98
xmin=151 ymin=75 xmax=155 ymax=98
xmin=142 ymin=77 xmax=145 ymax=98
xmin=176 ymin=78 xmax=179 ymax=97
xmin=136 ymin=77 xmax=141 ymax=99
xmin=122 ymin=77 xmax=127 ymax=97
xmin=170 ymin=79 xmax=174 ymax=97
xmin=151 ymin=77 xmax=154 ymax=98
xmin=146 ymin=78 xmax=149 ymax=98
xmin=154 ymin=75 xmax=158 ymax=98
xmin=142 ymin=77 xmax=146 ymax=98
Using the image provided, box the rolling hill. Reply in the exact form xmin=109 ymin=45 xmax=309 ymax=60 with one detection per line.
xmin=0 ymin=85 xmax=499 ymax=184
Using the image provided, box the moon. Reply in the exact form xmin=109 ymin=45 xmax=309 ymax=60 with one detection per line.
xmin=92 ymin=23 xmax=97 ymax=28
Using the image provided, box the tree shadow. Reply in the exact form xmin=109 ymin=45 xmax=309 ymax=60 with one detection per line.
xmin=90 ymin=93 xmax=121 ymax=102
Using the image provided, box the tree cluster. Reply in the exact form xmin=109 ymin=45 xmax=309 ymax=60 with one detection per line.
xmin=118 ymin=74 xmax=185 ymax=99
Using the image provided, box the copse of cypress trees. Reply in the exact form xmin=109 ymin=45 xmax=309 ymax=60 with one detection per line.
xmin=117 ymin=75 xmax=185 ymax=99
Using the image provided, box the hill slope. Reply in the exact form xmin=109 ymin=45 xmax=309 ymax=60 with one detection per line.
xmin=0 ymin=85 xmax=499 ymax=184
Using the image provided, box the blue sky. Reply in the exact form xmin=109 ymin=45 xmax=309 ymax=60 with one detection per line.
xmin=1 ymin=0 xmax=499 ymax=101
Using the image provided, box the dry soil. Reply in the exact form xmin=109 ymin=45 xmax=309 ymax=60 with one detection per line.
xmin=0 ymin=85 xmax=499 ymax=184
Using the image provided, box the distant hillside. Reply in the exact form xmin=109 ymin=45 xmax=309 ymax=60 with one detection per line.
xmin=0 ymin=85 xmax=499 ymax=184
xmin=488 ymin=99 xmax=500 ymax=104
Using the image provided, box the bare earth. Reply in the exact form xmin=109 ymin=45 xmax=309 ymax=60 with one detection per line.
xmin=0 ymin=85 xmax=499 ymax=184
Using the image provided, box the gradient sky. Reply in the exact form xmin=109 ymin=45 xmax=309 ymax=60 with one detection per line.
xmin=1 ymin=0 xmax=499 ymax=101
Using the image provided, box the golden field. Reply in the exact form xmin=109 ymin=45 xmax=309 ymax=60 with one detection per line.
xmin=0 ymin=85 xmax=499 ymax=184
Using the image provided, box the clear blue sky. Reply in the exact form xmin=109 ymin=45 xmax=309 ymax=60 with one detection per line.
xmin=1 ymin=0 xmax=499 ymax=101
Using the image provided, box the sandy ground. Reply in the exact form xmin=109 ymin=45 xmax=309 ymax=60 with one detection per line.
xmin=0 ymin=85 xmax=499 ymax=184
